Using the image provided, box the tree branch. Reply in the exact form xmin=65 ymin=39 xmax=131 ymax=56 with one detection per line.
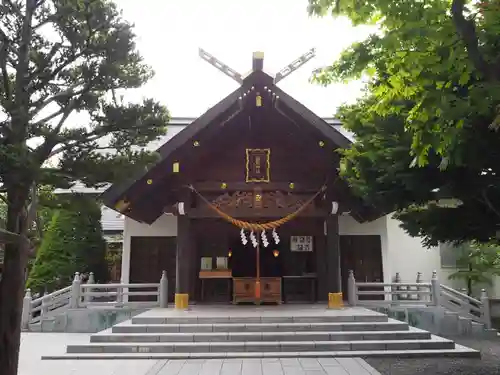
xmin=481 ymin=185 xmax=500 ymax=219
xmin=11 ymin=0 xmax=36 ymax=141
xmin=0 ymin=26 xmax=11 ymax=107
xmin=46 ymin=133 xmax=109 ymax=159
xmin=34 ymin=211 xmax=43 ymax=241
xmin=31 ymin=106 xmax=66 ymax=127
xmin=46 ymin=122 xmax=151 ymax=159
xmin=30 ymin=82 xmax=91 ymax=118
xmin=3 ymin=0 xmax=23 ymax=18
xmin=26 ymin=183 xmax=37 ymax=225
xmin=450 ymin=0 xmax=495 ymax=80
xmin=33 ymin=98 xmax=79 ymax=164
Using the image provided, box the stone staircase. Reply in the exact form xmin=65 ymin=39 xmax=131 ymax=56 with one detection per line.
xmin=42 ymin=306 xmax=479 ymax=360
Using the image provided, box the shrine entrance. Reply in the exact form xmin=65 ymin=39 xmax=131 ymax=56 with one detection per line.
xmin=229 ymin=234 xmax=284 ymax=305
xmin=103 ymin=50 xmax=383 ymax=310
xmin=230 ymin=237 xmax=284 ymax=280
xmin=195 ymin=218 xmax=322 ymax=305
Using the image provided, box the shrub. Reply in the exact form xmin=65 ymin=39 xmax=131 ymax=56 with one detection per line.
xmin=27 ymin=195 xmax=107 ymax=294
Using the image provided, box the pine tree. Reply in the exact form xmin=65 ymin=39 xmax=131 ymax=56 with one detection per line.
xmin=0 ymin=1 xmax=169 ymax=373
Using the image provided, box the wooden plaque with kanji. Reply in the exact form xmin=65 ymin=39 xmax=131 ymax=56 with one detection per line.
xmin=245 ymin=148 xmax=270 ymax=183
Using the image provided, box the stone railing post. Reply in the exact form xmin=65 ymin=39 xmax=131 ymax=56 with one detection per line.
xmin=21 ymin=289 xmax=32 ymax=329
xmin=430 ymin=270 xmax=440 ymax=306
xmin=416 ymin=272 xmax=422 ymax=301
xmin=116 ymin=284 xmax=123 ymax=306
xmin=84 ymin=272 xmax=95 ymax=304
xmin=69 ymin=272 xmax=81 ymax=308
xmin=480 ymin=289 xmax=492 ymax=329
xmin=159 ymin=270 xmax=168 ymax=308
xmin=347 ymin=270 xmax=356 ymax=306
xmin=392 ymin=272 xmax=401 ymax=301
xmin=41 ymin=291 xmax=49 ymax=318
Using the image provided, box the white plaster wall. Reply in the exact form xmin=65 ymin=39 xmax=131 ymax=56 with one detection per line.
xmin=124 ymin=214 xmax=178 ymax=237
xmin=384 ymin=215 xmax=442 ymax=284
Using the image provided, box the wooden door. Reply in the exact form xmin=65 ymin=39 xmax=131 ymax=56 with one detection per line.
xmin=340 ymin=235 xmax=383 ymax=300
xmin=130 ymin=236 xmax=177 ymax=302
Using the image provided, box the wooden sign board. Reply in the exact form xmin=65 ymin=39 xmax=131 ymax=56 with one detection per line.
xmin=290 ymin=236 xmax=313 ymax=252
xmin=246 ymin=148 xmax=270 ymax=182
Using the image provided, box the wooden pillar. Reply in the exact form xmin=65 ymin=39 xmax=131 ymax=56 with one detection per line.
xmin=316 ymin=222 xmax=328 ymax=301
xmin=326 ymin=214 xmax=342 ymax=306
xmin=175 ymin=215 xmax=194 ymax=309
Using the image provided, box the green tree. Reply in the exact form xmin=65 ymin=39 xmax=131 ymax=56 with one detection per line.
xmin=448 ymin=241 xmax=500 ymax=296
xmin=26 ymin=195 xmax=107 ymax=294
xmin=334 ymin=97 xmax=500 ymax=246
xmin=307 ymin=0 xmax=500 ymax=246
xmin=308 ymin=0 xmax=500 ymax=165
xmin=0 ymin=1 xmax=169 ymax=373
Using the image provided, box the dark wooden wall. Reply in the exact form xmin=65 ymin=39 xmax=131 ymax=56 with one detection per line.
xmin=127 ymin=230 xmax=384 ymax=303
xmin=129 ymin=236 xmax=177 ymax=302
xmin=340 ymin=235 xmax=383 ymax=298
xmin=177 ymin=109 xmax=334 ymax=188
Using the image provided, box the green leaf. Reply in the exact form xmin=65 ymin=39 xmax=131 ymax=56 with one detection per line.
xmin=459 ymin=71 xmax=470 ymax=85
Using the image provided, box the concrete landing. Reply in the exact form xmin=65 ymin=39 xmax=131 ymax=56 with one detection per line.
xmin=132 ymin=305 xmax=386 ymax=322
xmin=20 ymin=332 xmax=383 ymax=375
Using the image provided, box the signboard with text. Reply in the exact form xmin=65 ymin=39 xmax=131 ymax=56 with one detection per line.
xmin=290 ymin=236 xmax=313 ymax=252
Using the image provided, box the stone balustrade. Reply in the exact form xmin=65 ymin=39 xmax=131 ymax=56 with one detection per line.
xmin=21 ymin=270 xmax=168 ymax=329
xmin=347 ymin=270 xmax=493 ymax=329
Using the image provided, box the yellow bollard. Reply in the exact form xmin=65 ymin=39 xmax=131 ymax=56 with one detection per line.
xmin=328 ymin=292 xmax=343 ymax=309
xmin=175 ymin=293 xmax=189 ymax=309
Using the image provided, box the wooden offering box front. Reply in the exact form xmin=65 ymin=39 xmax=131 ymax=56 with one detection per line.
xmin=233 ymin=277 xmax=282 ymax=304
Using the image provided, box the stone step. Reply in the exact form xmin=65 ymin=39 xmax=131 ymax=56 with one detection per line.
xmin=113 ymin=320 xmax=409 ymax=333
xmin=67 ymin=337 xmax=456 ymax=354
xmin=43 ymin=344 xmax=481 ymax=360
xmin=130 ymin=314 xmax=388 ymax=325
xmin=92 ymin=329 xmax=430 ymax=343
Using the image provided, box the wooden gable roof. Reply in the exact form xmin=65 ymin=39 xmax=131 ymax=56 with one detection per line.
xmin=102 ymin=69 xmax=382 ymax=223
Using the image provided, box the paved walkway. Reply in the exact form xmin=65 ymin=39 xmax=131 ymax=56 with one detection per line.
xmin=19 ymin=332 xmax=381 ymax=375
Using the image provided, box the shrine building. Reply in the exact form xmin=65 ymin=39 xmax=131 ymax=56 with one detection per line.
xmin=102 ymin=51 xmax=442 ymax=307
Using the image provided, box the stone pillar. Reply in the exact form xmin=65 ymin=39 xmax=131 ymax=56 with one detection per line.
xmin=325 ymin=214 xmax=342 ymax=306
xmin=175 ymin=215 xmax=194 ymax=309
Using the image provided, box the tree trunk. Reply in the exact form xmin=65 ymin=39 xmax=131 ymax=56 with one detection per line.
xmin=0 ymin=190 xmax=30 ymax=375
xmin=467 ymin=263 xmax=473 ymax=296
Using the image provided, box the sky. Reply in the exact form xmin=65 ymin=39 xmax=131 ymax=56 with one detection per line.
xmin=113 ymin=0 xmax=374 ymax=117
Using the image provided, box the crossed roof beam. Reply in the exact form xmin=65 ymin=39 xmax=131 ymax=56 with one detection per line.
xmin=198 ymin=47 xmax=317 ymax=85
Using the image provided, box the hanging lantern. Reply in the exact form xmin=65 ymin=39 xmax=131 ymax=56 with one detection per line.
xmin=228 ymin=249 xmax=232 ymax=257
xmin=256 ymin=93 xmax=262 ymax=107
xmin=273 ymin=249 xmax=280 ymax=258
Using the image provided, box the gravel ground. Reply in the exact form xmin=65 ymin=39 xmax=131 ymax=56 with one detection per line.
xmin=365 ymin=337 xmax=500 ymax=375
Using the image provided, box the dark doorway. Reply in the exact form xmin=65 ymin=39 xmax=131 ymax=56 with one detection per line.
xmin=340 ymin=235 xmax=383 ymax=300
xmin=130 ymin=236 xmax=177 ymax=302
xmin=230 ymin=237 xmax=284 ymax=278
